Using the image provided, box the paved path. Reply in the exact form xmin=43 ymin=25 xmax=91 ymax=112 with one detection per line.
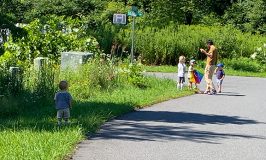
xmin=73 ymin=73 xmax=266 ymax=160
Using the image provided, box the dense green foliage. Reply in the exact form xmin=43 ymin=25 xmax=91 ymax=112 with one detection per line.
xmin=134 ymin=25 xmax=266 ymax=65
xmin=1 ymin=0 xmax=265 ymax=31
xmin=1 ymin=0 xmax=266 ymax=65
xmin=0 ymin=16 xmax=100 ymax=68
xmin=224 ymin=0 xmax=266 ymax=34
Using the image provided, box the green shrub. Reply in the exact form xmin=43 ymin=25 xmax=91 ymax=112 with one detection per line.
xmin=0 ymin=96 xmax=20 ymax=117
xmin=0 ymin=15 xmax=100 ymax=68
xmin=222 ymin=57 xmax=263 ymax=72
xmin=0 ymin=68 xmax=9 ymax=95
xmin=0 ymin=56 xmax=147 ymax=116
xmin=61 ymin=58 xmax=118 ymax=99
xmin=103 ymin=24 xmax=266 ymax=65
xmin=0 ymin=67 xmax=23 ymax=97
xmin=117 ymin=60 xmax=148 ymax=88
xmin=24 ymin=65 xmax=57 ymax=104
xmin=251 ymin=44 xmax=266 ymax=65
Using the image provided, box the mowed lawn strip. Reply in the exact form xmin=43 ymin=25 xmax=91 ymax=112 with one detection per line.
xmin=144 ymin=65 xmax=266 ymax=78
xmin=0 ymin=77 xmax=193 ymax=160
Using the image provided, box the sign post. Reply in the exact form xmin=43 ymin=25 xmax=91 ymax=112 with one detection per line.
xmin=127 ymin=6 xmax=142 ymax=63
xmin=131 ymin=16 xmax=135 ymax=63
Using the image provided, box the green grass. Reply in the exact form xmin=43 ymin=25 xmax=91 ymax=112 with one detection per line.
xmin=144 ymin=65 xmax=266 ymax=78
xmin=0 ymin=128 xmax=82 ymax=160
xmin=0 ymin=77 xmax=193 ymax=160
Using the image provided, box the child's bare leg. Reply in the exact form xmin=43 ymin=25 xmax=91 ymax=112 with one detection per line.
xmin=188 ymin=82 xmax=192 ymax=90
xmin=180 ymin=82 xmax=184 ymax=90
xmin=193 ymin=83 xmax=198 ymax=89
xmin=57 ymin=118 xmax=62 ymax=126
xmin=217 ymin=80 xmax=222 ymax=93
xmin=180 ymin=78 xmax=184 ymax=90
xmin=218 ymin=84 xmax=222 ymax=93
xmin=177 ymin=81 xmax=181 ymax=90
xmin=193 ymin=84 xmax=200 ymax=93
xmin=64 ymin=118 xmax=69 ymax=125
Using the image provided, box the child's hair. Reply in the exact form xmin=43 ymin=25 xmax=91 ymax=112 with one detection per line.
xmin=179 ymin=55 xmax=186 ymax=63
xmin=59 ymin=80 xmax=68 ymax=90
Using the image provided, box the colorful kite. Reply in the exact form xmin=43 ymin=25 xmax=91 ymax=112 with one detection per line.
xmin=193 ymin=70 xmax=204 ymax=84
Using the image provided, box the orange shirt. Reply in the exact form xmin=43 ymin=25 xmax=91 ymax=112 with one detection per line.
xmin=206 ymin=45 xmax=218 ymax=66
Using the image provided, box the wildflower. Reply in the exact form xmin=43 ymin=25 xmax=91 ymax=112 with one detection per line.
xmin=257 ymin=47 xmax=262 ymax=52
xmin=250 ymin=52 xmax=257 ymax=59
xmin=73 ymin=28 xmax=79 ymax=32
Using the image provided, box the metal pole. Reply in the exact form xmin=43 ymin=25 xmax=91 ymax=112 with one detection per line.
xmin=130 ymin=16 xmax=135 ymax=63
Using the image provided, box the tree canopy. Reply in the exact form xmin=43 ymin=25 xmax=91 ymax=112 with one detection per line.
xmin=0 ymin=0 xmax=265 ymax=34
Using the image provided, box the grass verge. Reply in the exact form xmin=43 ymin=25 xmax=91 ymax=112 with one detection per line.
xmin=0 ymin=77 xmax=193 ymax=160
xmin=144 ymin=65 xmax=266 ymax=78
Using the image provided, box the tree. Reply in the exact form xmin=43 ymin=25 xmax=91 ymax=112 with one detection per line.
xmin=0 ymin=0 xmax=29 ymax=55
xmin=224 ymin=0 xmax=266 ymax=34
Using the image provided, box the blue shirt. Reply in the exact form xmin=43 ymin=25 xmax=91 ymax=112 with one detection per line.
xmin=216 ymin=70 xmax=225 ymax=79
xmin=54 ymin=91 xmax=72 ymax=110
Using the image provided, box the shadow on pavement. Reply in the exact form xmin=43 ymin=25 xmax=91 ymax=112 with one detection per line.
xmin=90 ymin=111 xmax=265 ymax=143
xmin=215 ymin=92 xmax=246 ymax=97
xmin=118 ymin=111 xmax=259 ymax=125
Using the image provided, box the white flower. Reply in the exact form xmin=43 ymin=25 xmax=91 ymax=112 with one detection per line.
xmin=257 ymin=47 xmax=262 ymax=52
xmin=73 ymin=28 xmax=79 ymax=32
xmin=251 ymin=52 xmax=257 ymax=59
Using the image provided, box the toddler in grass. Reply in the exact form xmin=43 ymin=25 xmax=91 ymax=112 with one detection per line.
xmin=54 ymin=80 xmax=72 ymax=126
xmin=215 ymin=63 xmax=225 ymax=93
xmin=177 ymin=55 xmax=186 ymax=90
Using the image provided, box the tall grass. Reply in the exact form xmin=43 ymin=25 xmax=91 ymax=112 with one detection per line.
xmin=98 ymin=24 xmax=266 ymax=65
xmin=134 ymin=25 xmax=266 ymax=65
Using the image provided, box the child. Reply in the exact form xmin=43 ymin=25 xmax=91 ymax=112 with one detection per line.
xmin=54 ymin=80 xmax=72 ymax=126
xmin=177 ymin=55 xmax=186 ymax=90
xmin=188 ymin=59 xmax=198 ymax=90
xmin=215 ymin=63 xmax=225 ymax=93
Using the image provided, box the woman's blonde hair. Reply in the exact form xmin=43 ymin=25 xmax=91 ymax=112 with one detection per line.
xmin=179 ymin=55 xmax=186 ymax=63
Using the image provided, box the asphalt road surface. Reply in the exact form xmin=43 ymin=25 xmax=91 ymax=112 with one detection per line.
xmin=73 ymin=73 xmax=266 ymax=160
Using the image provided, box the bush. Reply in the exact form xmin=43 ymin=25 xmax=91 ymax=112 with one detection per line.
xmin=0 ymin=15 xmax=100 ymax=69
xmin=0 ymin=58 xmax=147 ymax=116
xmin=61 ymin=57 xmax=119 ymax=99
xmin=0 ymin=65 xmax=57 ymax=117
xmin=251 ymin=44 xmax=266 ymax=65
xmin=222 ymin=57 xmax=263 ymax=72
xmin=117 ymin=60 xmax=148 ymax=88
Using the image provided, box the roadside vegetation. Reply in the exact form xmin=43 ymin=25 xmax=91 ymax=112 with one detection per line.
xmin=0 ymin=0 xmax=265 ymax=159
xmin=0 ymin=58 xmax=194 ymax=160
